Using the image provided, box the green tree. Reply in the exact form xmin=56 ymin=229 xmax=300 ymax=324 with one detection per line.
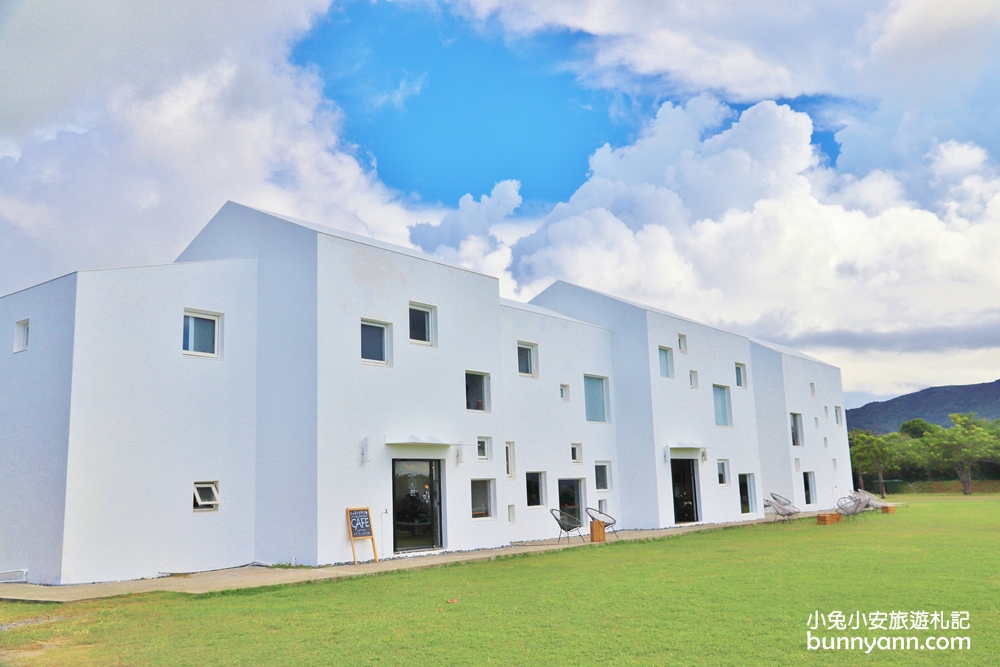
xmin=899 ymin=418 xmax=938 ymax=440
xmin=921 ymin=413 xmax=1000 ymax=495
xmin=848 ymin=429 xmax=874 ymax=491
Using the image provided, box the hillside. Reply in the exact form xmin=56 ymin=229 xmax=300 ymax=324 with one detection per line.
xmin=846 ymin=379 xmax=1000 ymax=434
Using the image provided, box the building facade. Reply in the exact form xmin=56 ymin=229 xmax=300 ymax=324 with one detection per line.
xmin=0 ymin=203 xmax=854 ymax=584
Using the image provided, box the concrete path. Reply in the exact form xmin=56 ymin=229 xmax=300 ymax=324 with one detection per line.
xmin=0 ymin=513 xmax=816 ymax=603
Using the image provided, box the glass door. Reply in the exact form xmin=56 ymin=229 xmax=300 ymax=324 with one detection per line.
xmin=392 ymin=459 xmax=442 ymax=552
xmin=558 ymin=479 xmax=582 ymax=522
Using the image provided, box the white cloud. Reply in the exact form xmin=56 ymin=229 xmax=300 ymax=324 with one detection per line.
xmin=0 ymin=0 xmax=442 ymax=295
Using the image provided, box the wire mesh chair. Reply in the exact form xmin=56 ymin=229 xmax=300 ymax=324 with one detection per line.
xmin=836 ymin=495 xmax=869 ymax=521
xmin=767 ymin=493 xmax=801 ymax=522
xmin=585 ymin=507 xmax=619 ymax=540
xmin=550 ymin=509 xmax=587 ymax=543
xmin=851 ymin=489 xmax=889 ymax=509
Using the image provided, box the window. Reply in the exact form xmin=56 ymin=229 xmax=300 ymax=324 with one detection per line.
xmin=790 ymin=413 xmax=804 ymax=447
xmin=517 ymin=342 xmax=536 ymax=376
xmin=803 ymin=472 xmax=816 ymax=505
xmin=659 ymin=347 xmax=674 ymax=377
xmin=408 ymin=304 xmax=434 ymax=344
xmin=571 ymin=443 xmax=582 ymax=463
xmin=477 ymin=437 xmax=491 ymax=460
xmin=814 ymin=416 xmax=820 ymax=429
xmin=689 ymin=370 xmax=699 ymax=389
xmin=735 ymin=363 xmax=746 ymax=387
xmin=678 ymin=333 xmax=688 ymax=353
xmin=360 ymin=321 xmax=387 ymax=363
xmin=810 ymin=382 xmax=816 ymax=397
xmin=466 ymin=372 xmax=489 ymax=411
xmin=738 ymin=474 xmax=756 ymax=514
xmin=559 ymin=384 xmax=570 ymax=401
xmin=471 ymin=479 xmax=494 ymax=518
xmin=595 ymin=463 xmax=610 ymax=491
xmin=505 ymin=442 xmax=515 ymax=478
xmin=824 ymin=436 xmax=829 ymax=448
xmin=832 ymin=458 xmax=838 ymax=471
xmin=598 ymin=499 xmax=608 ymax=514
xmin=713 ymin=385 xmax=732 ymax=427
xmin=526 ymin=472 xmax=545 ymax=506
xmin=193 ymin=482 xmax=219 ymax=511
xmin=794 ymin=457 xmax=801 ymax=472
xmin=717 ymin=460 xmax=729 ymax=486
xmin=834 ymin=406 xmax=843 ymax=426
xmin=13 ymin=319 xmax=28 ymax=353
xmin=508 ymin=504 xmax=516 ymax=523
xmin=183 ymin=311 xmax=219 ymax=357
xmin=824 ymin=405 xmax=829 ymax=418
xmin=584 ymin=375 xmax=607 ymax=422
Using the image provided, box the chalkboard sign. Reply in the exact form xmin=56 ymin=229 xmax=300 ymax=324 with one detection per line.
xmin=348 ymin=508 xmax=373 ymax=538
xmin=345 ymin=507 xmax=378 ymax=564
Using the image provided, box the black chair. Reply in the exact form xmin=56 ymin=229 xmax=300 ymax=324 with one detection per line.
xmin=550 ymin=509 xmax=586 ymax=543
xmin=585 ymin=507 xmax=619 ymax=540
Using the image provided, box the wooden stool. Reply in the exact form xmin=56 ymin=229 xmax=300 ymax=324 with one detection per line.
xmin=881 ymin=506 xmax=896 ymax=514
xmin=590 ymin=520 xmax=606 ymax=542
xmin=817 ymin=513 xmax=841 ymax=525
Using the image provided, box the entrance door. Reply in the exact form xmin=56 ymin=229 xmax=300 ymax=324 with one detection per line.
xmin=558 ymin=479 xmax=582 ymax=522
xmin=392 ymin=459 xmax=442 ymax=552
xmin=671 ymin=458 xmax=699 ymax=523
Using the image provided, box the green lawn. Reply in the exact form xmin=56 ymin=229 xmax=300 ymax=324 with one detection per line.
xmin=2 ymin=495 xmax=998 ymax=666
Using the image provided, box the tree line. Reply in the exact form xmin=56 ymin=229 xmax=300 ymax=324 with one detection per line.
xmin=849 ymin=413 xmax=1000 ymax=497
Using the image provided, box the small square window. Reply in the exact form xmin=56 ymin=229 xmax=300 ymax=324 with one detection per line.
xmin=794 ymin=457 xmax=801 ymax=472
xmin=193 ymin=481 xmax=219 ymax=511
xmin=815 ymin=416 xmax=820 ymax=429
xmin=810 ymin=382 xmax=816 ymax=397
xmin=526 ymin=472 xmax=545 ymax=506
xmin=13 ymin=319 xmax=29 ymax=353
xmin=735 ymin=363 xmax=746 ymax=388
xmin=713 ymin=385 xmax=731 ymax=427
xmin=824 ymin=436 xmax=829 ymax=448
xmin=584 ymin=376 xmax=607 ymax=422
xmin=517 ymin=342 xmax=536 ymax=376
xmin=183 ymin=311 xmax=219 ymax=357
xmin=559 ymin=384 xmax=570 ymax=401
xmin=598 ymin=498 xmax=608 ymax=514
xmin=689 ymin=370 xmax=699 ymax=389
xmin=595 ymin=463 xmax=610 ymax=491
xmin=832 ymin=458 xmax=838 ymax=471
xmin=678 ymin=333 xmax=688 ymax=353
xmin=466 ymin=372 xmax=490 ymax=411
xmin=508 ymin=504 xmax=516 ymax=523
xmin=571 ymin=443 xmax=583 ymax=463
xmin=471 ymin=479 xmax=494 ymax=518
xmin=505 ymin=442 xmax=515 ymax=478
xmin=834 ymin=406 xmax=843 ymax=426
xmin=361 ymin=321 xmax=389 ymax=363
xmin=659 ymin=347 xmax=674 ymax=378
xmin=408 ymin=304 xmax=434 ymax=344
xmin=717 ymin=460 xmax=729 ymax=486
xmin=477 ymin=437 xmax=491 ymax=460
xmin=824 ymin=405 xmax=829 ymax=418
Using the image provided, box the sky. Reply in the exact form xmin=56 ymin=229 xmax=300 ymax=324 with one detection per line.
xmin=3 ymin=0 xmax=1000 ymax=408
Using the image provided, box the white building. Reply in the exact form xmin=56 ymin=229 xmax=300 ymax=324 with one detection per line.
xmin=0 ymin=202 xmax=854 ymax=584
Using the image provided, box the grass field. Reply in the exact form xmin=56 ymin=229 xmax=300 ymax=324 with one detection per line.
xmin=2 ymin=495 xmax=998 ymax=666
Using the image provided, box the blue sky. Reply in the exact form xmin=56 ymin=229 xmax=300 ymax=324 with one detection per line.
xmin=2 ymin=0 xmax=1000 ymax=403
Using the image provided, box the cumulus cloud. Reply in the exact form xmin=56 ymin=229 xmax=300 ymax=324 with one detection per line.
xmin=0 ymin=0 xmax=442 ymax=295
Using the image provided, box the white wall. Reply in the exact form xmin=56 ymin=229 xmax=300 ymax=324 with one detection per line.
xmin=0 ymin=274 xmax=77 ymax=584
xmin=59 ymin=259 xmax=257 ymax=583
xmin=178 ymin=203 xmax=319 ymax=566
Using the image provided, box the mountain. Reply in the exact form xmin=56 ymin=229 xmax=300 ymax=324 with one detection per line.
xmin=846 ymin=379 xmax=1000 ymax=434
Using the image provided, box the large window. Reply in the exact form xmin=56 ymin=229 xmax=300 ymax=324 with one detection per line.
xmin=790 ymin=413 xmax=804 ymax=447
xmin=471 ymin=479 xmax=494 ymax=518
xmin=659 ymin=347 xmax=674 ymax=378
xmin=584 ymin=375 xmax=607 ymax=422
xmin=803 ymin=471 xmax=816 ymax=505
xmin=183 ymin=311 xmax=219 ymax=357
xmin=713 ymin=385 xmax=731 ymax=427
xmin=361 ymin=321 xmax=387 ymax=363
xmin=13 ymin=319 xmax=28 ymax=353
xmin=466 ymin=372 xmax=489 ymax=411
xmin=408 ymin=305 xmax=433 ymax=344
xmin=526 ymin=472 xmax=545 ymax=506
xmin=595 ymin=462 xmax=610 ymax=491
